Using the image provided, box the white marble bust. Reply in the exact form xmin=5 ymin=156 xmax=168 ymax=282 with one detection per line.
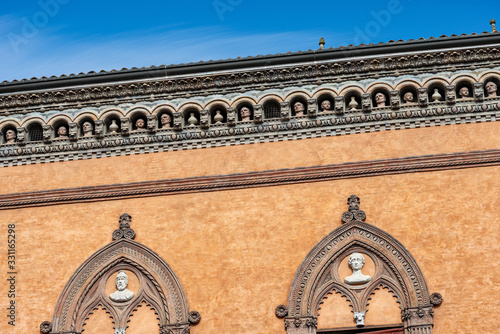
xmin=344 ymin=253 xmax=371 ymax=285
xmin=109 ymin=270 xmax=134 ymax=302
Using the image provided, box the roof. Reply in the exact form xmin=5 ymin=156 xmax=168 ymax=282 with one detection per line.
xmin=1 ymin=31 xmax=499 ymax=94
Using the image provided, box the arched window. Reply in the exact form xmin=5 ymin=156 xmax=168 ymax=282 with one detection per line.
xmin=278 ymin=196 xmax=440 ymax=334
xmin=264 ymin=100 xmax=281 ymax=119
xmin=40 ymin=214 xmax=200 ymax=334
xmin=27 ymin=123 xmax=43 ymax=142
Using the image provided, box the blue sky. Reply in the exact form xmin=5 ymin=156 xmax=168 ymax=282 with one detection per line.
xmin=1 ymin=0 xmax=498 ymax=82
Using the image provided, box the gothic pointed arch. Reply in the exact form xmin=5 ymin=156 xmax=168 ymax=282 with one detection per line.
xmin=278 ymin=196 xmax=441 ymax=334
xmin=41 ymin=214 xmax=200 ymax=334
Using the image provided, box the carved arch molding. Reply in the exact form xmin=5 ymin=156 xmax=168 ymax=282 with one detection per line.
xmin=40 ymin=214 xmax=200 ymax=334
xmin=279 ymin=196 xmax=441 ymax=334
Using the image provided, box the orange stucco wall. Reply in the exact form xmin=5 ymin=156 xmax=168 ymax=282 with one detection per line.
xmin=0 ymin=121 xmax=499 ymax=334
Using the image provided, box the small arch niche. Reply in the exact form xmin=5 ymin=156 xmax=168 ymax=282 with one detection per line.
xmin=455 ymin=81 xmax=474 ymax=100
xmin=400 ymin=86 xmax=418 ymax=105
xmin=237 ymin=103 xmax=253 ymax=122
xmin=263 ymin=100 xmax=281 ymax=119
xmin=104 ymin=116 xmax=121 ymax=135
xmin=209 ymin=105 xmax=227 ymax=125
xmin=427 ymin=82 xmax=445 ymax=103
xmin=289 ymin=96 xmax=308 ymax=117
xmin=52 ymin=120 xmax=69 ymax=139
xmin=183 ymin=108 xmax=200 ymax=127
xmin=317 ymin=94 xmax=334 ymax=113
xmin=27 ymin=122 xmax=44 ymax=142
xmin=157 ymin=110 xmax=173 ymax=130
xmin=344 ymin=91 xmax=362 ymax=112
xmin=483 ymin=77 xmax=500 ymax=98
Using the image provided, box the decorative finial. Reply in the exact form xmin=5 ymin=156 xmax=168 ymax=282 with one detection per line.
xmin=341 ymin=195 xmax=366 ymax=223
xmin=112 ymin=213 xmax=136 ymax=240
xmin=319 ymin=37 xmax=325 ymax=50
xmin=491 ymin=19 xmax=497 ymax=33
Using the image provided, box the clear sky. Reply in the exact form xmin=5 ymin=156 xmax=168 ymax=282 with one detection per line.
xmin=1 ymin=0 xmax=498 ymax=82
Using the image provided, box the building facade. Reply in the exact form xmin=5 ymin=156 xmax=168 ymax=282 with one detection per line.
xmin=1 ymin=31 xmax=499 ymax=334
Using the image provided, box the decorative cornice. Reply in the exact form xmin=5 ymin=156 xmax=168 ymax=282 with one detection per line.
xmin=0 ymin=149 xmax=498 ymax=210
xmin=1 ymin=46 xmax=500 ymax=113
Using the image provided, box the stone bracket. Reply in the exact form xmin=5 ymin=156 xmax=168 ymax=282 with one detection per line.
xmin=307 ymin=98 xmax=317 ymax=118
xmin=334 ymin=96 xmax=345 ymax=114
xmin=253 ymin=104 xmax=263 ymax=123
xmin=446 ymin=85 xmax=456 ymax=104
xmin=280 ymin=101 xmax=290 ymax=120
xmin=418 ymin=87 xmax=429 ymax=106
xmin=362 ymin=93 xmax=371 ymax=112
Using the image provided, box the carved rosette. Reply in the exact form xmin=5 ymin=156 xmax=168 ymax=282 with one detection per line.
xmin=188 ymin=310 xmax=201 ymax=324
xmin=430 ymin=292 xmax=443 ymax=306
xmin=39 ymin=320 xmax=52 ymax=333
xmin=275 ymin=304 xmax=288 ymax=318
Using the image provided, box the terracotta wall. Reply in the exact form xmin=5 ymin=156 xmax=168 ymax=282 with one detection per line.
xmin=0 ymin=121 xmax=499 ymax=333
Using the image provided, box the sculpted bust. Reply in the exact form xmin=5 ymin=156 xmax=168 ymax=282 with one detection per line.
xmin=374 ymin=92 xmax=386 ymax=107
xmin=82 ymin=121 xmax=93 ymax=137
xmin=294 ymin=102 xmax=305 ymax=116
xmin=109 ymin=270 xmax=134 ymax=302
xmin=403 ymin=92 xmax=414 ymax=103
xmin=135 ymin=118 xmax=146 ymax=131
xmin=344 ymin=253 xmax=371 ymax=285
xmin=57 ymin=126 xmax=68 ymax=138
xmin=459 ymin=87 xmax=470 ymax=99
xmin=485 ymin=81 xmax=497 ymax=98
xmin=240 ymin=107 xmax=251 ymax=121
xmin=321 ymin=100 xmax=331 ymax=112
xmin=5 ymin=129 xmax=16 ymax=144
xmin=161 ymin=113 xmax=171 ymax=129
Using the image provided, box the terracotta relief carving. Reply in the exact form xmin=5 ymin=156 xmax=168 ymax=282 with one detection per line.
xmin=41 ymin=214 xmax=200 ymax=334
xmin=344 ymin=253 xmax=372 ymax=285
